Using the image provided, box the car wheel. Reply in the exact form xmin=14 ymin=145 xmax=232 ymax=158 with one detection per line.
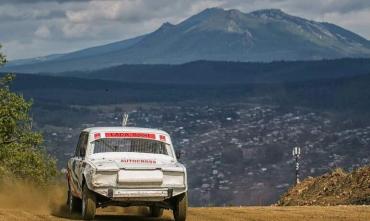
xmin=173 ymin=192 xmax=188 ymax=221
xmin=149 ymin=206 xmax=164 ymax=217
xmin=68 ymin=189 xmax=82 ymax=215
xmin=81 ymin=185 xmax=96 ymax=220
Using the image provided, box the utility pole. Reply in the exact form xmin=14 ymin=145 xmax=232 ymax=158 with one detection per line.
xmin=292 ymin=146 xmax=301 ymax=184
xmin=122 ymin=113 xmax=129 ymax=126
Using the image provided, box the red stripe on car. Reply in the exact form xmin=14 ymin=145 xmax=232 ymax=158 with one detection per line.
xmin=105 ymin=132 xmax=156 ymax=139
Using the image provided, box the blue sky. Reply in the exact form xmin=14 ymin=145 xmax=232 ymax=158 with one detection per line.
xmin=1 ymin=0 xmax=370 ymax=60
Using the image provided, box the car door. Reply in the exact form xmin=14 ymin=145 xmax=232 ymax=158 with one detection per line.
xmin=69 ymin=132 xmax=88 ymax=196
xmin=68 ymin=133 xmax=80 ymax=196
xmin=75 ymin=132 xmax=89 ymax=194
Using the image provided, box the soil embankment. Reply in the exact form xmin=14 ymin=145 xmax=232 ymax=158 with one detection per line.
xmin=279 ymin=166 xmax=370 ymax=206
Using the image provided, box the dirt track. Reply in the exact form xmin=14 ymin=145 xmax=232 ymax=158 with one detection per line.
xmin=0 ymin=180 xmax=369 ymax=221
xmin=0 ymin=206 xmax=370 ymax=221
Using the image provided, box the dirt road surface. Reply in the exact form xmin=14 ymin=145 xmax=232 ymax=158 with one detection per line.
xmin=0 ymin=206 xmax=369 ymax=221
xmin=0 ymin=180 xmax=369 ymax=221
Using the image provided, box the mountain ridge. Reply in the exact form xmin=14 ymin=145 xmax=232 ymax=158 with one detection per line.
xmin=3 ymin=8 xmax=370 ymax=73
xmin=57 ymin=58 xmax=370 ymax=85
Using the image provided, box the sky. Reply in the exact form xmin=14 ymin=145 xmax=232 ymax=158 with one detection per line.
xmin=1 ymin=0 xmax=370 ymax=60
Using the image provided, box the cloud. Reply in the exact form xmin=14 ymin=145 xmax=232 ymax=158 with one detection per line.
xmin=34 ymin=25 xmax=51 ymax=38
xmin=319 ymin=8 xmax=370 ymax=38
xmin=65 ymin=1 xmax=123 ymax=23
xmin=64 ymin=0 xmax=219 ymax=24
xmin=0 ymin=4 xmax=66 ymax=21
xmin=285 ymin=0 xmax=370 ymax=14
xmin=0 ymin=0 xmax=91 ymax=4
xmin=61 ymin=22 xmax=90 ymax=38
xmin=60 ymin=0 xmax=221 ymax=38
xmin=0 ymin=0 xmax=369 ymax=60
xmin=219 ymin=0 xmax=370 ymax=14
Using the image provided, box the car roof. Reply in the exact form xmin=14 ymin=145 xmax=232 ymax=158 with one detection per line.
xmin=82 ymin=127 xmax=170 ymax=136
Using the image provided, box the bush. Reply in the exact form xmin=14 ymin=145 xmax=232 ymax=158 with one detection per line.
xmin=0 ymin=46 xmax=57 ymax=183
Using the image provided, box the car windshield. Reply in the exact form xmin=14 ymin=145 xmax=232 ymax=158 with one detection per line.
xmin=93 ymin=138 xmax=168 ymax=155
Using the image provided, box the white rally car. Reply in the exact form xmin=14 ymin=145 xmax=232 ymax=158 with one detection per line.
xmin=66 ymin=127 xmax=188 ymax=220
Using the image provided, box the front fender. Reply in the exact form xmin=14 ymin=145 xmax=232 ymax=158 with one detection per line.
xmin=82 ymin=162 xmax=96 ymax=191
xmin=177 ymin=163 xmax=188 ymax=192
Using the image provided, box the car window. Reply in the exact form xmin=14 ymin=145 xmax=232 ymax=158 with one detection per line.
xmin=79 ymin=133 xmax=88 ymax=157
xmin=75 ymin=132 xmax=88 ymax=157
xmin=93 ymin=138 xmax=169 ymax=155
xmin=75 ymin=134 xmax=82 ymax=157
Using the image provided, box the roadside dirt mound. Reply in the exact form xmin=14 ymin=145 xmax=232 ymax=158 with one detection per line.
xmin=278 ymin=166 xmax=370 ymax=206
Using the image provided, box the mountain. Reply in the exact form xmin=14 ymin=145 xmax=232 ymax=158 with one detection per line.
xmin=3 ymin=34 xmax=146 ymax=71
xmin=3 ymin=8 xmax=370 ymax=73
xmin=6 ymin=54 xmax=65 ymax=67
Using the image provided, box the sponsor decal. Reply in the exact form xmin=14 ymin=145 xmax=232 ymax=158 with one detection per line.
xmin=159 ymin=135 xmax=166 ymax=142
xmin=121 ymin=159 xmax=157 ymax=164
xmin=105 ymin=132 xmax=156 ymax=139
xmin=94 ymin=133 xmax=101 ymax=139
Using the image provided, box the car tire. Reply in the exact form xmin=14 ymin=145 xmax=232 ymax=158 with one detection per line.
xmin=149 ymin=206 xmax=164 ymax=217
xmin=173 ymin=192 xmax=188 ymax=221
xmin=68 ymin=189 xmax=82 ymax=215
xmin=81 ymin=185 xmax=96 ymax=220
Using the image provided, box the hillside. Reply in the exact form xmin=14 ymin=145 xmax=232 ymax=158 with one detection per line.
xmin=1 ymin=69 xmax=370 ymax=206
xmin=4 ymin=65 xmax=370 ymax=111
xmin=279 ymin=166 xmax=370 ymax=206
xmin=3 ymin=8 xmax=370 ymax=73
xmin=61 ymin=58 xmax=370 ymax=85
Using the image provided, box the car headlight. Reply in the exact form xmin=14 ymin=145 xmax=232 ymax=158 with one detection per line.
xmin=163 ymin=172 xmax=185 ymax=187
xmin=92 ymin=171 xmax=117 ymax=187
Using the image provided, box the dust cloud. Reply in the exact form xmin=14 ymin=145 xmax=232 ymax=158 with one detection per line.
xmin=0 ymin=178 xmax=67 ymax=214
xmin=0 ymin=178 xmax=153 ymax=219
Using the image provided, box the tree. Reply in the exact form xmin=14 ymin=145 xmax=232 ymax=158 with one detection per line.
xmin=0 ymin=45 xmax=57 ymax=183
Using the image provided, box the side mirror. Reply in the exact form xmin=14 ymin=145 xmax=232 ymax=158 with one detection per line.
xmin=175 ymin=150 xmax=181 ymax=159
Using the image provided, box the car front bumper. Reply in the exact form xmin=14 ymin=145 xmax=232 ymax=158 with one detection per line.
xmin=93 ymin=187 xmax=186 ymax=201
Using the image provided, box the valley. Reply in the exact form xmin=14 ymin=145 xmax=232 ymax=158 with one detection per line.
xmin=2 ymin=58 xmax=370 ymax=206
xmin=0 ymin=59 xmax=370 ymax=206
xmin=37 ymin=102 xmax=370 ymax=206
